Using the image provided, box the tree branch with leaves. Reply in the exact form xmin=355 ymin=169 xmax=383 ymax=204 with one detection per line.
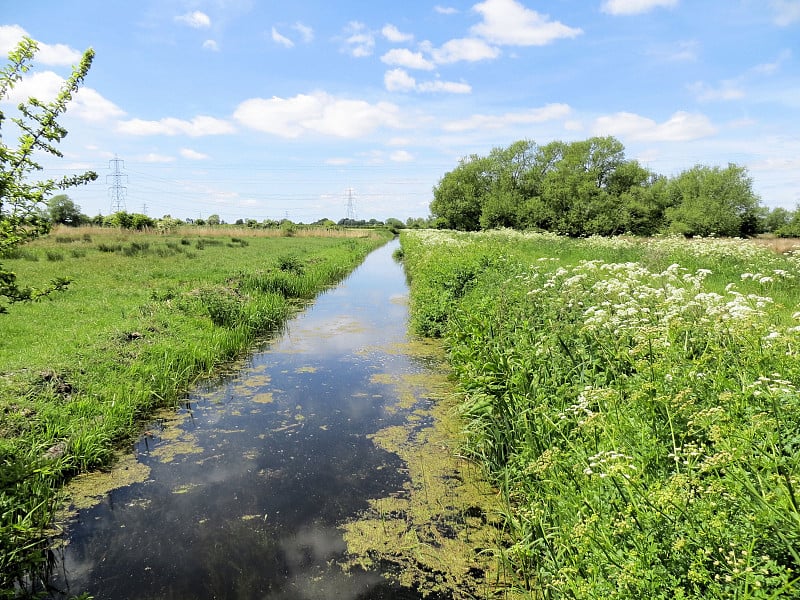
xmin=0 ymin=37 xmax=97 ymax=312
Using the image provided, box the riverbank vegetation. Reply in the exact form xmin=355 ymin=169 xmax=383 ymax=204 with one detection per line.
xmin=430 ymin=138 xmax=798 ymax=238
xmin=401 ymin=229 xmax=800 ymax=599
xmin=0 ymin=225 xmax=391 ymax=595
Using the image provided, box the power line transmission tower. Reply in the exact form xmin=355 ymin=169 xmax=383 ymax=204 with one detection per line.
xmin=107 ymin=155 xmax=127 ymax=213
xmin=345 ymin=187 xmax=356 ymax=221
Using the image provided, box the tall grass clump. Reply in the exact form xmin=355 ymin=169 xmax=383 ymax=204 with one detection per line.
xmin=401 ymin=230 xmax=800 ymax=599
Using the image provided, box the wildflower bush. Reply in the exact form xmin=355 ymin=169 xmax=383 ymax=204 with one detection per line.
xmin=401 ymin=230 xmax=800 ymax=599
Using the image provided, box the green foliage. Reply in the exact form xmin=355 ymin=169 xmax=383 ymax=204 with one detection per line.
xmin=403 ymin=230 xmax=800 ymax=599
xmin=47 ymin=194 xmax=87 ymax=226
xmin=0 ymin=38 xmax=97 ymax=312
xmin=103 ymin=211 xmax=155 ymax=230
xmin=665 ymin=164 xmax=761 ymax=237
xmin=431 ymin=138 xmax=765 ymax=238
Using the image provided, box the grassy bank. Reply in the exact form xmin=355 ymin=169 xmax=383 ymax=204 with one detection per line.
xmin=401 ymin=229 xmax=800 ymax=599
xmin=0 ymin=225 xmax=391 ymax=594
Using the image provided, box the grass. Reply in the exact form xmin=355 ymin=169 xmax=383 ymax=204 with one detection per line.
xmin=0 ymin=225 xmax=392 ymax=595
xmin=400 ymin=230 xmax=800 ymax=599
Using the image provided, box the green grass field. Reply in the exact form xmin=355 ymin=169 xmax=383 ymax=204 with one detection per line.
xmin=401 ymin=230 xmax=800 ymax=599
xmin=0 ymin=225 xmax=391 ymax=594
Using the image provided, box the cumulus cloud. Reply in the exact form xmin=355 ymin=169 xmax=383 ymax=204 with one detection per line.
xmin=0 ymin=24 xmax=84 ymax=66
xmin=70 ymin=87 xmax=126 ymax=121
xmin=293 ymin=22 xmax=314 ymax=43
xmin=1 ymin=70 xmax=124 ymax=122
xmin=342 ymin=22 xmax=375 ymax=57
xmin=382 ymin=24 xmax=413 ymax=43
xmin=180 ymin=148 xmax=210 ymax=160
xmin=601 ymin=0 xmax=678 ymax=15
xmin=443 ymin=103 xmax=572 ymax=132
xmin=233 ymin=92 xmax=401 ymax=139
xmin=418 ymin=80 xmax=472 ymax=93
xmin=175 ymin=11 xmax=211 ymax=28
xmin=203 ymin=39 xmax=220 ymax=51
xmin=592 ymin=111 xmax=717 ymax=141
xmin=471 ymin=0 xmax=582 ymax=46
xmin=431 ymin=38 xmax=500 ymax=64
xmin=384 ymin=69 xmax=418 ymax=92
xmin=272 ymin=27 xmax=294 ymax=48
xmin=117 ymin=115 xmax=235 ymax=137
xmin=381 ymin=48 xmax=435 ymax=70
xmin=384 ymin=69 xmax=471 ymax=94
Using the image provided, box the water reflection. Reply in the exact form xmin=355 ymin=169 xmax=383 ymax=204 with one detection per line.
xmin=49 ymin=240 xmax=449 ymax=599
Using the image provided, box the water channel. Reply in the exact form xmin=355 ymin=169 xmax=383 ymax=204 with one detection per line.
xmin=47 ymin=239 xmax=464 ymax=599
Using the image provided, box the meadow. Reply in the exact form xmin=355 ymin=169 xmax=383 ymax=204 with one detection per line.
xmin=0 ymin=225 xmax=391 ymax=593
xmin=400 ymin=229 xmax=800 ymax=599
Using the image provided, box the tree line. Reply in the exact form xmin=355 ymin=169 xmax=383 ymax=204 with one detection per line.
xmin=430 ymin=137 xmax=792 ymax=237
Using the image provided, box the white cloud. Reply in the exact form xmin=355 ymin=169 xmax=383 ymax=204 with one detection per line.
xmin=771 ymin=0 xmax=800 ymax=25
xmin=387 ymin=137 xmax=412 ymax=146
xmin=203 ymin=39 xmax=220 ymax=51
xmin=471 ymin=0 xmax=582 ymax=46
xmin=382 ymin=24 xmax=413 ymax=43
xmin=601 ymin=0 xmax=678 ymax=16
xmin=0 ymin=25 xmax=83 ymax=66
xmin=384 ymin=69 xmax=418 ymax=92
xmin=381 ymin=48 xmax=435 ymax=70
xmin=325 ymin=157 xmax=353 ymax=165
xmin=293 ymin=22 xmax=314 ymax=43
xmin=687 ymin=80 xmax=745 ymax=102
xmin=272 ymin=27 xmax=294 ymax=48
xmin=431 ymin=38 xmax=500 ymax=64
xmin=175 ymin=11 xmax=211 ymax=29
xmin=1 ymin=70 xmax=124 ymax=122
xmin=180 ymin=148 xmax=210 ymax=160
xmin=443 ymin=103 xmax=572 ymax=132
xmin=390 ymin=150 xmax=414 ymax=162
xmin=384 ymin=69 xmax=471 ymax=94
xmin=342 ymin=22 xmax=375 ymax=57
xmin=71 ymin=87 xmax=126 ymax=121
xmin=592 ymin=111 xmax=717 ymax=141
xmin=233 ymin=92 xmax=401 ymax=139
xmin=117 ymin=115 xmax=235 ymax=137
xmin=435 ymin=5 xmax=459 ymax=14
xmin=418 ymin=80 xmax=472 ymax=94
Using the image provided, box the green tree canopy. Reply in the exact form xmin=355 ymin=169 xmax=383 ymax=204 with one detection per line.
xmin=665 ymin=164 xmax=761 ymax=237
xmin=430 ymin=138 xmax=763 ymax=238
xmin=47 ymin=194 xmax=86 ymax=225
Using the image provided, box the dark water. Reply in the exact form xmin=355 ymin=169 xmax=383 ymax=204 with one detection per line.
xmin=48 ymin=239 xmax=447 ymax=600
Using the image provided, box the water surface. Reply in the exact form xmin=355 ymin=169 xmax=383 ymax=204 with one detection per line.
xmin=50 ymin=239 xmax=451 ymax=600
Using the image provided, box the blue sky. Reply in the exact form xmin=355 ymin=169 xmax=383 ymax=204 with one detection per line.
xmin=2 ymin=0 xmax=799 ymax=223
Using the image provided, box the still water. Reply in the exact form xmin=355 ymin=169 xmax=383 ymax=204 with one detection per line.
xmin=50 ymin=239 xmax=451 ymax=599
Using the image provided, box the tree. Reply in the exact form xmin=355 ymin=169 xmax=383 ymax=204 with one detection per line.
xmin=764 ymin=206 xmax=792 ymax=234
xmin=430 ymin=154 xmax=491 ymax=230
xmin=664 ymin=164 xmax=761 ymax=237
xmin=1 ymin=37 xmax=97 ymax=312
xmin=206 ymin=214 xmax=221 ymax=226
xmin=47 ymin=193 xmax=85 ymax=225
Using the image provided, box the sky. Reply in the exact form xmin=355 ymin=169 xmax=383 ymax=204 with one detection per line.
xmin=1 ymin=0 xmax=799 ymax=224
